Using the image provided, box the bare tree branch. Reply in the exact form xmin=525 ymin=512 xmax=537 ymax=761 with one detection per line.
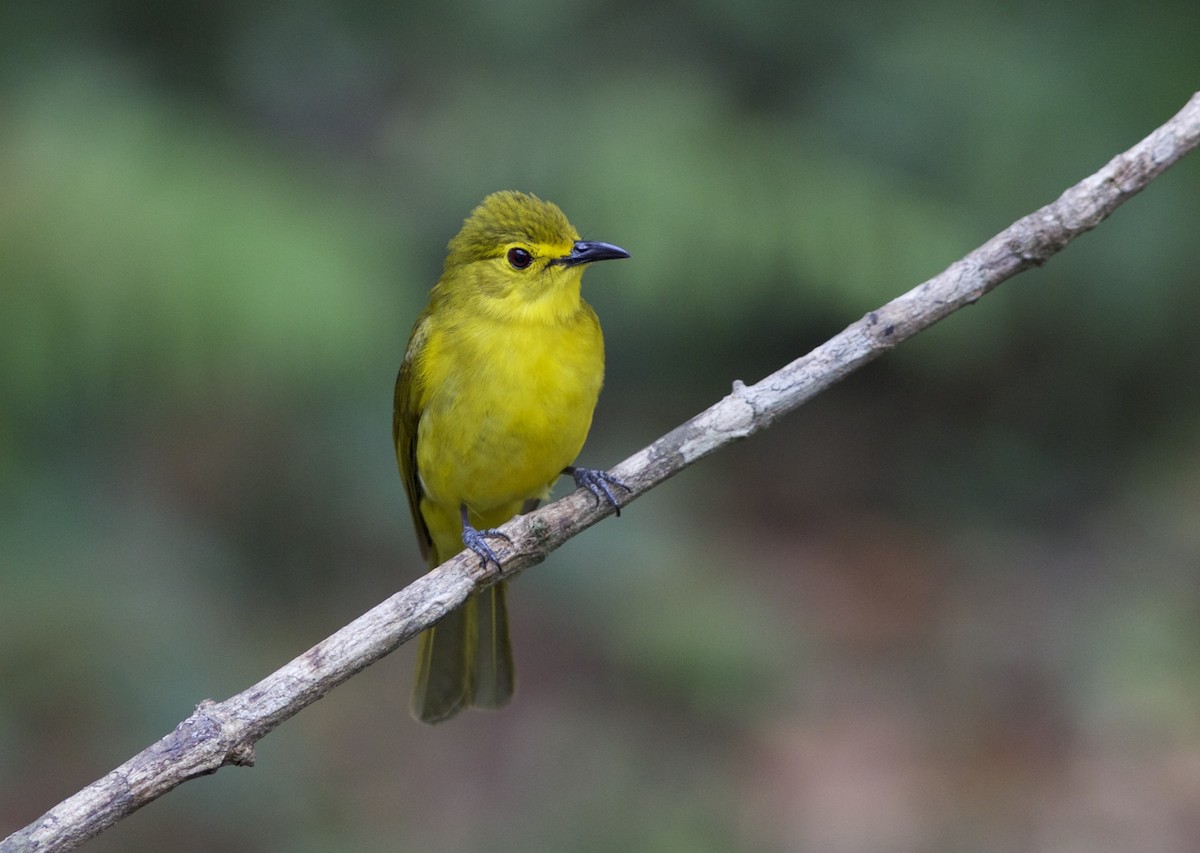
xmin=5 ymin=91 xmax=1199 ymax=853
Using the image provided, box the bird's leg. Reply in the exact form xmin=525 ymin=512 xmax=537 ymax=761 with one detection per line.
xmin=564 ymin=466 xmax=630 ymax=517
xmin=460 ymin=505 xmax=511 ymax=571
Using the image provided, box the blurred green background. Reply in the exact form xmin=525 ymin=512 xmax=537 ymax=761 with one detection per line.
xmin=3 ymin=0 xmax=1200 ymax=850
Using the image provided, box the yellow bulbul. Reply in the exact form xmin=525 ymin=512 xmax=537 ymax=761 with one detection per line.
xmin=394 ymin=190 xmax=629 ymax=723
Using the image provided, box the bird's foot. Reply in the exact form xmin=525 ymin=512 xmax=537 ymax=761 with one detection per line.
xmin=565 ymin=466 xmax=630 ymax=517
xmin=462 ymin=523 xmax=511 ymax=572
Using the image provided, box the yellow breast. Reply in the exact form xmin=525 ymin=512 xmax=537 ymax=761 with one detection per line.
xmin=414 ymin=302 xmax=604 ymax=524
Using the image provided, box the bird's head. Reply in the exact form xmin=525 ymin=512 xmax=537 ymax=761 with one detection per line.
xmin=441 ymin=191 xmax=629 ymax=322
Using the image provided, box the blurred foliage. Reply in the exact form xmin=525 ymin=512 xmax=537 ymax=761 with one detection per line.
xmin=3 ymin=0 xmax=1200 ymax=851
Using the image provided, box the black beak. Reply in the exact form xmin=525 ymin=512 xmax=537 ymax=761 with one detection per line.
xmin=554 ymin=240 xmax=631 ymax=268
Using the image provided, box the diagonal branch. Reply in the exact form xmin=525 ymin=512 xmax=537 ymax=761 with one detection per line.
xmin=5 ymin=91 xmax=1199 ymax=853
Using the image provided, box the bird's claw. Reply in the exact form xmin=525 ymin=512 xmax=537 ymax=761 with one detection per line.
xmin=567 ymin=466 xmax=630 ymax=517
xmin=462 ymin=524 xmax=511 ymax=572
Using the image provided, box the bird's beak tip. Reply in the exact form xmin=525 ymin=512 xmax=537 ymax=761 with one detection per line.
xmin=558 ymin=240 xmax=630 ymax=267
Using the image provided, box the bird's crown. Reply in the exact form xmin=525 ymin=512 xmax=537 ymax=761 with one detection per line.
xmin=445 ymin=191 xmax=578 ymax=268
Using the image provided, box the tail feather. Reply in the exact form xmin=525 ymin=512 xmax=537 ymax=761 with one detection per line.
xmin=411 ymin=582 xmax=514 ymax=723
xmin=472 ymin=582 xmax=514 ymax=708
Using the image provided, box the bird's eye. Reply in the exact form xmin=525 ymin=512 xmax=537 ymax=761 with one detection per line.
xmin=506 ymin=247 xmax=533 ymax=270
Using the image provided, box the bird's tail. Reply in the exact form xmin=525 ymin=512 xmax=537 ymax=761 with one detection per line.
xmin=411 ymin=580 xmax=514 ymax=723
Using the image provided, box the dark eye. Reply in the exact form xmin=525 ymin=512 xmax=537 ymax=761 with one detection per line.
xmin=506 ymin=247 xmax=533 ymax=270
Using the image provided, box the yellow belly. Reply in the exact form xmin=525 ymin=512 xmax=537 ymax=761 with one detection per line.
xmin=414 ymin=305 xmax=604 ymax=544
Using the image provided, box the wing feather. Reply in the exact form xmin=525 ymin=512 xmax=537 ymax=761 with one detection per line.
xmin=393 ymin=316 xmax=433 ymax=563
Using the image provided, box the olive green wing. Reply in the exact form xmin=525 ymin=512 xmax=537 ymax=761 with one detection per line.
xmin=393 ymin=317 xmax=433 ymax=564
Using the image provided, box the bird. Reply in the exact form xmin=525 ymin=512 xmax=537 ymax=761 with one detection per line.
xmin=393 ymin=190 xmax=629 ymax=722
